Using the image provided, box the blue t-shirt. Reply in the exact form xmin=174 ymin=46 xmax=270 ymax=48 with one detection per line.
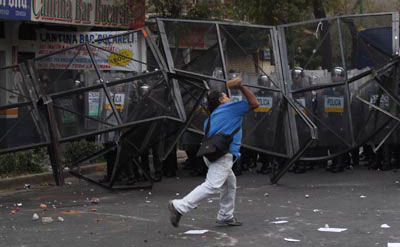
xmin=203 ymin=100 xmax=249 ymax=158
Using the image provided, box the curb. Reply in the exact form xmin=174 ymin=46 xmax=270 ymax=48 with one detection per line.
xmin=0 ymin=151 xmax=188 ymax=190
xmin=0 ymin=163 xmax=106 ymax=190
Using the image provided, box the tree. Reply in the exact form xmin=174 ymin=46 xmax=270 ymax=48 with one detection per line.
xmin=148 ymin=0 xmax=187 ymax=18
xmin=147 ymin=0 xmax=228 ymax=19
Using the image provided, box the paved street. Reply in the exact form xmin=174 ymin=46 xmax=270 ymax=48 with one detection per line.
xmin=1 ymin=167 xmax=400 ymax=247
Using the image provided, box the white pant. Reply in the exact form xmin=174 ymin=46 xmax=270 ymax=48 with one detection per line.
xmin=172 ymin=153 xmax=236 ymax=221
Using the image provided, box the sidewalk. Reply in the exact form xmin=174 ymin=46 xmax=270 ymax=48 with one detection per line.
xmin=0 ymin=151 xmax=188 ymax=190
xmin=0 ymin=163 xmax=106 ymax=190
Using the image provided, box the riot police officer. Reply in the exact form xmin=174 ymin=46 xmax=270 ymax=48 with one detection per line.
xmin=324 ymin=67 xmax=350 ymax=173
xmin=290 ymin=67 xmax=314 ymax=173
xmin=361 ymin=78 xmax=393 ymax=171
xmin=254 ymin=75 xmax=274 ymax=174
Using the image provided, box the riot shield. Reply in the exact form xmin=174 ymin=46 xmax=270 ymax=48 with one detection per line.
xmin=0 ymin=66 xmax=46 ymax=152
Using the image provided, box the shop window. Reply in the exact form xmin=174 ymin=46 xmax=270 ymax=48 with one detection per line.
xmin=19 ymin=23 xmax=37 ymax=40
xmin=0 ymin=22 xmax=4 ymax=39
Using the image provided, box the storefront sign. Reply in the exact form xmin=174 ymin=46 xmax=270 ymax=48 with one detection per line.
xmin=36 ymin=30 xmax=140 ymax=71
xmin=31 ymin=0 xmax=145 ymax=28
xmin=0 ymin=0 xmax=31 ymax=20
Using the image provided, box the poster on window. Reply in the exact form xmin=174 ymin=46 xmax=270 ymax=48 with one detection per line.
xmin=36 ymin=30 xmax=141 ymax=71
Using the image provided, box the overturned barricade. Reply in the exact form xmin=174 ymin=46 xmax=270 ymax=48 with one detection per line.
xmin=0 ymin=27 xmax=208 ymax=189
xmin=0 ymin=13 xmax=399 ymax=187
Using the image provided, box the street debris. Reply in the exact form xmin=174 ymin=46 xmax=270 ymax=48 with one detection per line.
xmin=360 ymin=195 xmax=367 ymax=198
xmin=57 ymin=217 xmax=65 ymax=222
xmin=24 ymin=184 xmax=31 ymax=189
xmin=16 ymin=203 xmax=22 ymax=207
xmin=90 ymin=208 xmax=97 ymax=212
xmin=41 ymin=217 xmax=54 ymax=224
xmin=284 ymin=238 xmax=300 ymax=242
xmin=39 ymin=204 xmax=47 ymax=209
xmin=90 ymin=198 xmax=100 ymax=204
xmin=32 ymin=213 xmax=39 ymax=221
xmin=271 ymin=220 xmax=289 ymax=224
xmin=318 ymin=227 xmax=347 ymax=232
xmin=184 ymin=230 xmax=209 ymax=235
xmin=313 ymin=209 xmax=320 ymax=213
xmin=176 ymin=193 xmax=180 ymax=196
xmin=305 ymin=194 xmax=310 ymax=198
xmin=381 ymin=224 xmax=391 ymax=229
xmin=10 ymin=210 xmax=17 ymax=214
xmin=264 ymin=193 xmax=269 ymax=197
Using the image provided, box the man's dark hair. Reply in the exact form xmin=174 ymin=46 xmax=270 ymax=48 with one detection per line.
xmin=207 ymin=91 xmax=222 ymax=113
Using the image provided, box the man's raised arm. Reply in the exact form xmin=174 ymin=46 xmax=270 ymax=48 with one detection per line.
xmin=227 ymin=77 xmax=260 ymax=110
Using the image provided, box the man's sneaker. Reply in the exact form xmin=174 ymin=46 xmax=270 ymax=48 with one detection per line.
xmin=168 ymin=200 xmax=181 ymax=227
xmin=216 ymin=217 xmax=242 ymax=226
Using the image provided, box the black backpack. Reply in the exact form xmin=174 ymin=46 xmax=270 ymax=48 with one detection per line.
xmin=196 ymin=116 xmax=240 ymax=162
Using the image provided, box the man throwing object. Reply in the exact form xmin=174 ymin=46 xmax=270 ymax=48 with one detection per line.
xmin=168 ymin=76 xmax=260 ymax=227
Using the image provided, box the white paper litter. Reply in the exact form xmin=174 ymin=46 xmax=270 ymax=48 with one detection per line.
xmin=284 ymin=238 xmax=300 ymax=242
xmin=360 ymin=195 xmax=367 ymax=198
xmin=271 ymin=220 xmax=288 ymax=224
xmin=313 ymin=209 xmax=320 ymax=213
xmin=184 ymin=230 xmax=209 ymax=235
xmin=318 ymin=227 xmax=347 ymax=232
xmin=381 ymin=224 xmax=391 ymax=229
xmin=32 ymin=213 xmax=39 ymax=221
xmin=388 ymin=243 xmax=400 ymax=247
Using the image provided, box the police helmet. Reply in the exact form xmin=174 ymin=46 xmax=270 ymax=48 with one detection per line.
xmin=139 ymin=82 xmax=150 ymax=97
xmin=212 ymin=67 xmax=224 ymax=79
xmin=258 ymin=74 xmax=270 ymax=87
xmin=331 ymin=66 xmax=345 ymax=78
xmin=291 ymin=67 xmax=304 ymax=82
